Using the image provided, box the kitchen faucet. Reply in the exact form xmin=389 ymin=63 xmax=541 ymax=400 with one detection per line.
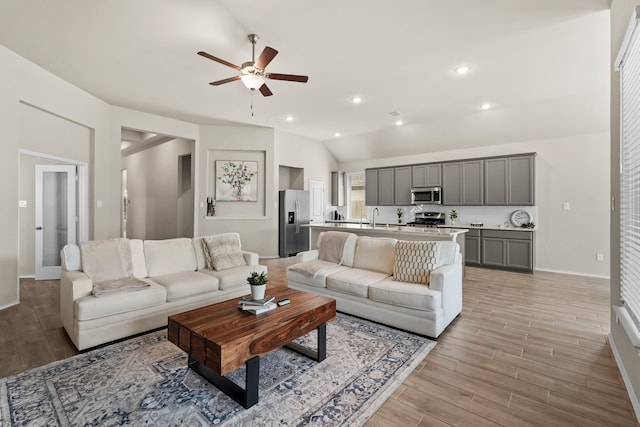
xmin=372 ymin=208 xmax=379 ymax=228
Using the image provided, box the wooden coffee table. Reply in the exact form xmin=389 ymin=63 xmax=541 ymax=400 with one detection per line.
xmin=168 ymin=287 xmax=336 ymax=408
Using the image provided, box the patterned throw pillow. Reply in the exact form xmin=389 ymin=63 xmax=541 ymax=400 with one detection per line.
xmin=201 ymin=239 xmax=214 ymax=270
xmin=393 ymin=241 xmax=441 ymax=285
xmin=204 ymin=233 xmax=246 ymax=271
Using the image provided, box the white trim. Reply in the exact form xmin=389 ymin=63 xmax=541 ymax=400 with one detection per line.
xmin=18 ymin=149 xmax=87 ymax=167
xmin=18 ymin=275 xmax=35 ymax=279
xmin=616 ymin=6 xmax=640 ymax=70
xmin=613 ymin=305 xmax=640 ymax=352
xmin=77 ymin=164 xmax=89 ymax=243
xmin=534 ymin=267 xmax=610 ymax=280
xmin=0 ymin=299 xmax=19 ymax=311
xmin=609 ymin=332 xmax=640 ymax=422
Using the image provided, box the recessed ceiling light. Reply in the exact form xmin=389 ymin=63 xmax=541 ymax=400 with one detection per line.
xmin=334 ymin=132 xmax=341 ymax=137
xmin=284 ymin=115 xmax=294 ymax=122
xmin=395 ymin=120 xmax=404 ymax=126
xmin=480 ymin=103 xmax=492 ymax=110
xmin=455 ymin=65 xmax=471 ymax=75
xmin=351 ymin=96 xmax=363 ymax=104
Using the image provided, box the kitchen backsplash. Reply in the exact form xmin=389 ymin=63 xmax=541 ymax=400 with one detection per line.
xmin=327 ymin=205 xmax=537 ymax=228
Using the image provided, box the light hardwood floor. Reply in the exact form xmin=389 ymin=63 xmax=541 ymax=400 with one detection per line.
xmin=1 ymin=261 xmax=638 ymax=426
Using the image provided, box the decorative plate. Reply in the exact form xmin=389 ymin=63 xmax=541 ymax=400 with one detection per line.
xmin=510 ymin=210 xmax=532 ymax=227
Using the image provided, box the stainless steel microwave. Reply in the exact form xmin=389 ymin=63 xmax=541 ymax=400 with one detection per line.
xmin=411 ymin=186 xmax=442 ymax=205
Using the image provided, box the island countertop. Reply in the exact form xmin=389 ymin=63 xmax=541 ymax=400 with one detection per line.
xmin=304 ymin=222 xmax=469 ymax=238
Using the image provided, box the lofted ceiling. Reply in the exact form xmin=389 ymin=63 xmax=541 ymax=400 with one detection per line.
xmin=0 ymin=0 xmax=610 ymax=163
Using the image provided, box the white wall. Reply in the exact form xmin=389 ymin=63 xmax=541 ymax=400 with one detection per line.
xmin=121 ymin=138 xmax=194 ymax=240
xmin=339 ymin=132 xmax=610 ymax=278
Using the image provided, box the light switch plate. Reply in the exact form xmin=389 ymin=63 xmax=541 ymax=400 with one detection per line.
xmin=563 ymin=202 xmax=570 ymax=210
xmin=19 ymin=200 xmax=27 ymax=208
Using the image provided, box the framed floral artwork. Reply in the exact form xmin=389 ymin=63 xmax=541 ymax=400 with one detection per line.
xmin=215 ymin=160 xmax=258 ymax=201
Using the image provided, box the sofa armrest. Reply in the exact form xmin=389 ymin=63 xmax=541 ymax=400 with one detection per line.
xmin=60 ymin=270 xmax=93 ymax=337
xmin=295 ymin=249 xmax=319 ymax=263
xmin=429 ymin=261 xmax=463 ymax=325
xmin=242 ymin=250 xmax=260 ymax=266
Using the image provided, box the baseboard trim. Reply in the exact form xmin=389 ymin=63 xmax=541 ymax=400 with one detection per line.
xmin=0 ymin=299 xmax=20 ymax=311
xmin=534 ymin=267 xmax=609 ymax=280
xmin=19 ymin=275 xmax=35 ymax=279
xmin=609 ymin=332 xmax=640 ymax=422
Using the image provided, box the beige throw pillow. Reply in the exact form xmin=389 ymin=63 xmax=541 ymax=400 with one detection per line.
xmin=201 ymin=239 xmax=214 ymax=270
xmin=393 ymin=241 xmax=441 ymax=285
xmin=204 ymin=233 xmax=246 ymax=271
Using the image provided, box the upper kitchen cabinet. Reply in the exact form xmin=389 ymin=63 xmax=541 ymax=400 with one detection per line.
xmin=365 ymin=169 xmax=379 ymax=206
xmin=411 ymin=163 xmax=442 ymax=187
xmin=331 ymin=171 xmax=345 ymax=206
xmin=443 ymin=160 xmax=483 ymax=205
xmin=484 ymin=154 xmax=535 ymax=206
xmin=378 ymin=168 xmax=395 ymax=205
xmin=394 ymin=166 xmax=412 ymax=205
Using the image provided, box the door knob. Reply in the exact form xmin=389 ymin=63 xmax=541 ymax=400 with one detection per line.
xmin=35 ymin=226 xmax=43 ymax=230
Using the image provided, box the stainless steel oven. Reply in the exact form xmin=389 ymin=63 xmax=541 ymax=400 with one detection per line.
xmin=410 ymin=186 xmax=442 ymax=205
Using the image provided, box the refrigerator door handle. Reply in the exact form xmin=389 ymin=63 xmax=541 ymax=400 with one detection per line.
xmin=295 ymin=199 xmax=299 ymax=233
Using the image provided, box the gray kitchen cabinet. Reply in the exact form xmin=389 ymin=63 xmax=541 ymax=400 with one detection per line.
xmin=394 ymin=166 xmax=412 ymax=205
xmin=465 ymin=229 xmax=481 ymax=265
xmin=411 ymin=163 xmax=442 ymax=187
xmin=443 ymin=160 xmax=483 ymax=205
xmin=480 ymin=229 xmax=534 ymax=272
xmin=365 ymin=169 xmax=378 ymax=205
xmin=484 ymin=155 xmax=535 ymax=206
xmin=331 ymin=171 xmax=345 ymax=206
xmin=378 ymin=168 xmax=395 ymax=205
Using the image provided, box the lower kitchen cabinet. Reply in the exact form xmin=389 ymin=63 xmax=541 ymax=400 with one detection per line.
xmin=465 ymin=229 xmax=534 ymax=272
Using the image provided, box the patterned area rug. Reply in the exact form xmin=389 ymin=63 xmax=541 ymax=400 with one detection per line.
xmin=0 ymin=313 xmax=435 ymax=426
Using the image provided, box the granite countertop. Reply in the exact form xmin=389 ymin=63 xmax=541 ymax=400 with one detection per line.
xmin=306 ymin=222 xmax=469 ymax=237
xmin=438 ymin=224 xmax=537 ymax=232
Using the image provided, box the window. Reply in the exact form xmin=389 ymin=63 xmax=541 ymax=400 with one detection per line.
xmin=616 ymin=8 xmax=640 ymax=348
xmin=346 ymin=172 xmax=365 ymax=220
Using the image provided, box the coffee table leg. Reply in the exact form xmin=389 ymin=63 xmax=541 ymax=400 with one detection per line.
xmin=188 ymin=355 xmax=260 ymax=409
xmin=285 ymin=323 xmax=327 ymax=362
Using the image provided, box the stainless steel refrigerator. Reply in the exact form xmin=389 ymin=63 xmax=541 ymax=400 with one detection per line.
xmin=279 ymin=190 xmax=310 ymax=257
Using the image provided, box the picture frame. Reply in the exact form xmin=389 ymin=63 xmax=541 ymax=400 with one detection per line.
xmin=215 ymin=160 xmax=258 ymax=201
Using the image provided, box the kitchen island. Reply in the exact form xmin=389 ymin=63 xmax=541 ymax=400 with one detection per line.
xmin=304 ymin=223 xmax=469 ymax=271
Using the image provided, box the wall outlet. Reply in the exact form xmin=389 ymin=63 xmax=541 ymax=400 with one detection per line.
xmin=596 ymin=253 xmax=604 ymax=261
xmin=563 ymin=202 xmax=570 ymax=210
xmin=18 ymin=200 xmax=27 ymax=208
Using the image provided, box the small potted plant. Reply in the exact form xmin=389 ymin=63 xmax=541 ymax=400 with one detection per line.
xmin=396 ymin=208 xmax=404 ymax=224
xmin=449 ymin=209 xmax=458 ymax=225
xmin=247 ymin=271 xmax=268 ymax=300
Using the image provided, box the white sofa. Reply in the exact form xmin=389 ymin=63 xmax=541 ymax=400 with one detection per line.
xmin=286 ymin=231 xmax=462 ymax=338
xmin=60 ymin=233 xmax=267 ymax=350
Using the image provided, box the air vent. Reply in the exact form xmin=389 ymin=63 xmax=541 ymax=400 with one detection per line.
xmin=388 ymin=111 xmax=401 ymax=117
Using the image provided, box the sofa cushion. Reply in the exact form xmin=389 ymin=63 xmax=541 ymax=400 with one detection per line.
xmin=326 ymin=268 xmax=390 ymax=298
xmin=204 ymin=233 xmax=246 ymax=271
xmin=130 ymin=239 xmax=148 ymax=278
xmin=393 ymin=240 xmax=441 ymax=285
xmin=150 ymin=271 xmax=219 ymax=301
xmin=201 ymin=264 xmax=267 ymax=290
xmin=144 ymin=238 xmax=197 ymax=277
xmin=80 ymin=238 xmax=133 ymax=282
xmin=353 ymin=237 xmax=397 ymax=275
xmin=287 ymin=261 xmax=350 ymax=288
xmin=76 ymin=280 xmax=166 ymax=321
xmin=369 ymin=278 xmax=442 ymax=311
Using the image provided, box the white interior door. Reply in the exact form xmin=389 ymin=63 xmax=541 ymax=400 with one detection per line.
xmin=35 ymin=165 xmax=77 ymax=280
xmin=309 ymin=180 xmax=325 ymax=224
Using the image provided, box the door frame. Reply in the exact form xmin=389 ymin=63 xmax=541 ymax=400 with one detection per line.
xmin=308 ymin=180 xmax=325 ymax=224
xmin=19 ymin=149 xmax=88 ymax=278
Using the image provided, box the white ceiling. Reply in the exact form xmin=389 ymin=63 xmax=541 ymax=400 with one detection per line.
xmin=0 ymin=0 xmax=611 ymax=163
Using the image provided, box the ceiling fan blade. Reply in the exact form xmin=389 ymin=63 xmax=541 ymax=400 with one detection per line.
xmin=255 ymin=47 xmax=278 ymax=70
xmin=267 ymin=73 xmax=309 ymax=83
xmin=209 ymin=76 xmax=241 ymax=86
xmin=197 ymin=51 xmax=241 ymax=71
xmin=259 ymin=83 xmax=273 ymax=97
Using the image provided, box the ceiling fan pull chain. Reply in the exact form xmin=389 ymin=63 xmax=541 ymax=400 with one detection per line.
xmin=251 ymin=89 xmax=255 ymax=117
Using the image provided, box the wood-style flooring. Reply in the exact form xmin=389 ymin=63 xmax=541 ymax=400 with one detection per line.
xmin=1 ymin=261 xmax=638 ymax=426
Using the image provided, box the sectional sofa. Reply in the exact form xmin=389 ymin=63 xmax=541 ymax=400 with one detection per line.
xmin=60 ymin=233 xmax=266 ymax=350
xmin=286 ymin=231 xmax=462 ymax=338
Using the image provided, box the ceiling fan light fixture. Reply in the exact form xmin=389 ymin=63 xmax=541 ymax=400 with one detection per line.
xmin=240 ymin=74 xmax=265 ymax=90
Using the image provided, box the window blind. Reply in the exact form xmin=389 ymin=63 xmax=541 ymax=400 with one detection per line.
xmin=619 ymin=10 xmax=640 ymax=332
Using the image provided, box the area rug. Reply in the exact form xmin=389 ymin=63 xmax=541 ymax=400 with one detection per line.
xmin=0 ymin=313 xmax=435 ymax=426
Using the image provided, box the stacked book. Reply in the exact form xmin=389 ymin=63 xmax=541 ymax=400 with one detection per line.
xmin=237 ymin=295 xmax=277 ymax=314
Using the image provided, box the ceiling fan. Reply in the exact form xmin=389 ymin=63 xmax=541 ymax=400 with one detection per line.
xmin=197 ymin=34 xmax=308 ymax=97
